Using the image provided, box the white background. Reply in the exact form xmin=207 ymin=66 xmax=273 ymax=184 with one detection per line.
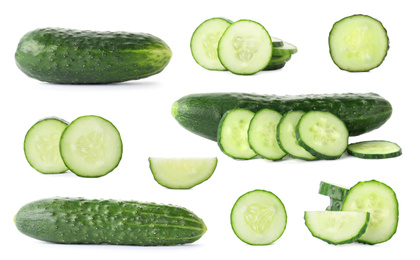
xmin=1 ymin=0 xmax=418 ymax=259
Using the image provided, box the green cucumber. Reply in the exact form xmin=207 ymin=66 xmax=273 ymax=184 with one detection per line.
xmin=148 ymin=157 xmax=218 ymax=189
xmin=318 ymin=181 xmax=349 ymax=201
xmin=231 ymin=190 xmax=287 ymax=245
xmin=60 ymin=115 xmax=123 ymax=177
xmin=171 ymin=92 xmax=392 ymax=142
xmin=341 ymin=180 xmax=399 ymax=244
xmin=347 ymin=140 xmax=402 ymax=159
xmin=329 ymin=14 xmax=389 ymax=72
xmin=15 ymin=27 xmax=172 ymax=84
xmin=272 ymin=42 xmax=298 ymax=56
xmin=248 ymin=109 xmax=287 ymax=161
xmin=263 ymin=54 xmax=291 ymax=71
xmin=190 ymin=17 xmax=233 ymax=70
xmin=296 ymin=111 xmax=349 ymax=159
xmin=14 ymin=197 xmax=207 ymax=246
xmin=304 ymin=211 xmax=370 ymax=245
xmin=24 ymin=117 xmax=68 ymax=174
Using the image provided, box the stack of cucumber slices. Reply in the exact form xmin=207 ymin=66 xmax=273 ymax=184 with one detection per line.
xmin=191 ymin=17 xmax=297 ymax=75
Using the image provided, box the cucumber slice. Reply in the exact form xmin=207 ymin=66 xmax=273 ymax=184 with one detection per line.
xmin=217 ymin=109 xmax=257 ymax=160
xmin=304 ymin=211 xmax=370 ymax=245
xmin=296 ymin=111 xmax=349 ymax=159
xmin=231 ymin=190 xmax=287 ymax=245
xmin=318 ymin=181 xmax=349 ymax=200
xmin=263 ymin=54 xmax=291 ymax=71
xmin=341 ymin=180 xmax=399 ymax=244
xmin=329 ymin=14 xmax=389 ymax=72
xmin=271 ymin=37 xmax=284 ymax=47
xmin=24 ymin=117 xmax=68 ymax=174
xmin=218 ymin=19 xmax=272 ymax=75
xmin=191 ymin=17 xmax=233 ymax=71
xmin=347 ymin=140 xmax=402 ymax=159
xmin=248 ymin=109 xmax=287 ymax=161
xmin=328 ymin=198 xmax=345 ymax=211
xmin=60 ymin=115 xmax=123 ymax=178
xmin=272 ymin=42 xmax=298 ymax=56
xmin=148 ymin=157 xmax=218 ymax=189
xmin=277 ymin=111 xmax=317 ymax=160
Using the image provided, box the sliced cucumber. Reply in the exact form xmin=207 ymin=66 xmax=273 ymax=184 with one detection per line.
xmin=341 ymin=180 xmax=399 ymax=244
xmin=60 ymin=115 xmax=123 ymax=178
xmin=319 ymin=181 xmax=349 ymax=200
xmin=329 ymin=14 xmax=389 ymax=72
xmin=218 ymin=19 xmax=272 ymax=75
xmin=191 ymin=17 xmax=233 ymax=71
xmin=277 ymin=111 xmax=317 ymax=160
xmin=296 ymin=111 xmax=349 ymax=159
xmin=263 ymin=54 xmax=291 ymax=71
xmin=148 ymin=157 xmax=218 ymax=189
xmin=24 ymin=117 xmax=68 ymax=174
xmin=231 ymin=190 xmax=287 ymax=245
xmin=217 ymin=109 xmax=257 ymax=160
xmin=328 ymin=198 xmax=345 ymax=211
xmin=272 ymin=42 xmax=298 ymax=56
xmin=271 ymin=37 xmax=284 ymax=47
xmin=304 ymin=211 xmax=370 ymax=245
xmin=248 ymin=109 xmax=287 ymax=161
xmin=347 ymin=140 xmax=402 ymax=159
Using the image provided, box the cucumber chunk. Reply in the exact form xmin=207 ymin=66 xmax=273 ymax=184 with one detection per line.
xmin=231 ymin=190 xmax=287 ymax=245
xmin=217 ymin=109 xmax=257 ymax=160
xmin=272 ymin=42 xmax=298 ymax=56
xmin=218 ymin=19 xmax=272 ymax=75
xmin=304 ymin=211 xmax=370 ymax=245
xmin=319 ymin=181 xmax=349 ymax=200
xmin=24 ymin=117 xmax=69 ymax=174
xmin=341 ymin=180 xmax=399 ymax=244
xmin=329 ymin=14 xmax=389 ymax=72
xmin=347 ymin=140 xmax=402 ymax=159
xmin=248 ymin=109 xmax=287 ymax=161
xmin=60 ymin=115 xmax=123 ymax=178
xmin=277 ymin=111 xmax=317 ymax=160
xmin=296 ymin=111 xmax=349 ymax=159
xmin=148 ymin=157 xmax=218 ymax=189
xmin=191 ymin=17 xmax=233 ymax=71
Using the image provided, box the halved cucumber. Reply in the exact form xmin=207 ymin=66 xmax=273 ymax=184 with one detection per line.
xmin=248 ymin=109 xmax=287 ymax=161
xmin=347 ymin=140 xmax=402 ymax=159
xmin=218 ymin=19 xmax=272 ymax=75
xmin=318 ymin=181 xmax=349 ymax=200
xmin=277 ymin=111 xmax=317 ymax=160
xmin=341 ymin=180 xmax=399 ymax=244
xmin=24 ymin=117 xmax=68 ymax=174
xmin=190 ymin=17 xmax=233 ymax=71
xmin=231 ymin=190 xmax=287 ymax=245
xmin=304 ymin=211 xmax=370 ymax=245
xmin=148 ymin=157 xmax=218 ymax=189
xmin=217 ymin=109 xmax=257 ymax=160
xmin=296 ymin=111 xmax=349 ymax=159
xmin=272 ymin=42 xmax=298 ymax=56
xmin=60 ymin=115 xmax=123 ymax=178
xmin=329 ymin=14 xmax=389 ymax=72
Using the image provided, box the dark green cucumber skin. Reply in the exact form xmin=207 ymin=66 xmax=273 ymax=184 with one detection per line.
xmin=319 ymin=181 xmax=349 ymax=200
xmin=15 ymin=28 xmax=172 ymax=84
xmin=172 ymin=92 xmax=392 ymax=141
xmin=15 ymin=197 xmax=206 ymax=246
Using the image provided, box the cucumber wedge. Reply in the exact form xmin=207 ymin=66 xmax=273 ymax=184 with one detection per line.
xmin=231 ymin=190 xmax=287 ymax=245
xmin=304 ymin=211 xmax=370 ymax=245
xmin=347 ymin=140 xmax=402 ymax=159
xmin=272 ymin=42 xmax=298 ymax=56
xmin=148 ymin=157 xmax=217 ymax=189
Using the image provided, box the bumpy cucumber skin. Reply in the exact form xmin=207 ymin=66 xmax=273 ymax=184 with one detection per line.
xmin=172 ymin=92 xmax=392 ymax=141
xmin=15 ymin=28 xmax=172 ymax=84
xmin=14 ymin=197 xmax=207 ymax=246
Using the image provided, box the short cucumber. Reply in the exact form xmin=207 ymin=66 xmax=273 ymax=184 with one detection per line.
xmin=148 ymin=157 xmax=218 ymax=189
xmin=24 ymin=117 xmax=68 ymax=174
xmin=14 ymin=197 xmax=207 ymax=246
xmin=248 ymin=109 xmax=287 ymax=161
xmin=60 ymin=115 xmax=123 ymax=177
xmin=329 ymin=14 xmax=389 ymax=72
xmin=190 ymin=17 xmax=233 ymax=70
xmin=231 ymin=190 xmax=287 ymax=245
xmin=347 ymin=140 xmax=402 ymax=159
xmin=296 ymin=111 xmax=349 ymax=159
xmin=277 ymin=111 xmax=317 ymax=160
xmin=341 ymin=180 xmax=399 ymax=244
xmin=218 ymin=20 xmax=272 ymax=75
xmin=272 ymin=42 xmax=298 ymax=56
xmin=318 ymin=181 xmax=349 ymax=200
xmin=304 ymin=211 xmax=370 ymax=245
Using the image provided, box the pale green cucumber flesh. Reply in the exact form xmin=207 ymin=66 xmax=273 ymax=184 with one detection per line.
xmin=272 ymin=42 xmax=298 ymax=56
xmin=347 ymin=140 xmax=402 ymax=159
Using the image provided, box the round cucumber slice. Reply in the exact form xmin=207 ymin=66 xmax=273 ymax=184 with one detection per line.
xmin=24 ymin=117 xmax=69 ymax=174
xmin=347 ymin=140 xmax=402 ymax=159
xmin=60 ymin=115 xmax=123 ymax=178
xmin=263 ymin=54 xmax=291 ymax=71
xmin=231 ymin=190 xmax=287 ymax=245
xmin=148 ymin=157 xmax=218 ymax=189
